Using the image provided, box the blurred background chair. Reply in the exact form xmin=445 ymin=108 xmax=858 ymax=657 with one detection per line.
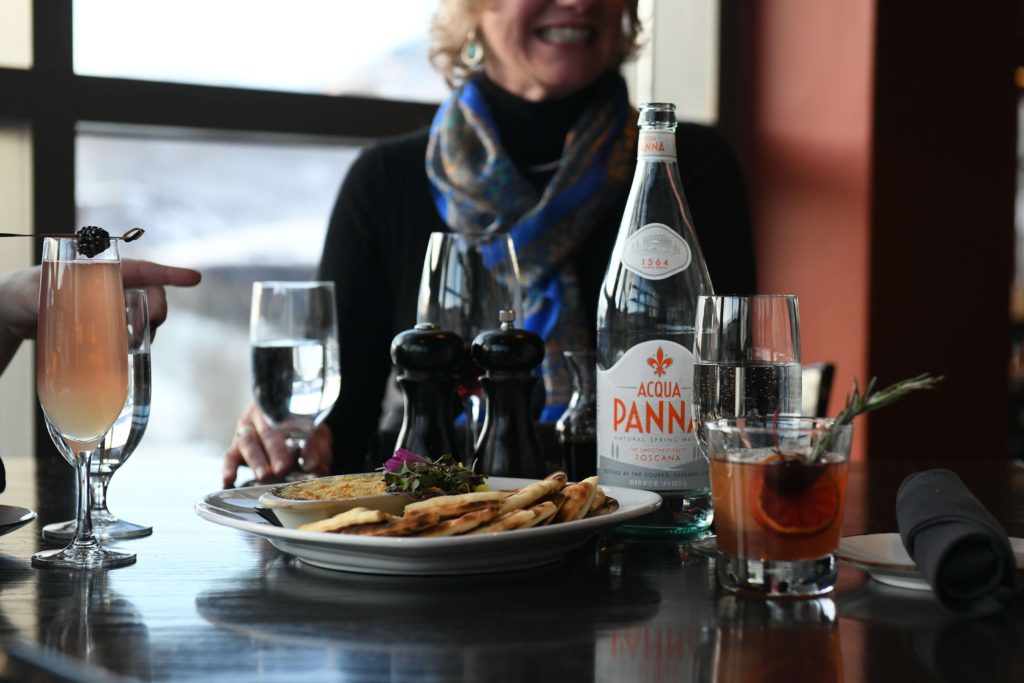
xmin=802 ymin=362 xmax=835 ymax=417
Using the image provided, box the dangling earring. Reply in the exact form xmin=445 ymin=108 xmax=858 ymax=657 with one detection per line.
xmin=461 ymin=29 xmax=484 ymax=69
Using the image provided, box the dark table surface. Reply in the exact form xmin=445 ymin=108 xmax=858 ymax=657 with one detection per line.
xmin=0 ymin=451 xmax=1021 ymax=683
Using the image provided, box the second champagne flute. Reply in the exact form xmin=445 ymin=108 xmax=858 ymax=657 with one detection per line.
xmin=250 ymin=281 xmax=340 ymax=475
xmin=43 ymin=288 xmax=153 ymax=541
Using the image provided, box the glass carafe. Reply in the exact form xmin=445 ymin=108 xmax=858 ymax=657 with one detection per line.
xmin=555 ymin=350 xmax=597 ymax=482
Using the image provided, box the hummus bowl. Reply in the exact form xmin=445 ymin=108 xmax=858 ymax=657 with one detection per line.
xmin=257 ymin=473 xmax=411 ymax=528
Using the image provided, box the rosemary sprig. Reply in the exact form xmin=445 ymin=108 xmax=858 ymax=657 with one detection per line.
xmin=809 ymin=373 xmax=943 ymax=461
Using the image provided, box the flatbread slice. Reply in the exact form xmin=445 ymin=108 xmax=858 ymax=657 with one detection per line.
xmin=418 ymin=505 xmax=501 ymax=537
xmin=535 ymin=492 xmax=565 ymax=526
xmin=499 ymin=479 xmax=562 ymax=514
xmin=522 ymin=501 xmax=558 ymax=528
xmin=545 ymin=471 xmax=568 ymax=489
xmin=555 ymin=477 xmax=598 ymax=523
xmin=589 ymin=486 xmax=607 ymax=512
xmin=414 ymin=499 xmax=500 ymax=521
xmin=298 ymin=507 xmax=394 ymax=533
xmin=588 ymin=497 xmax=619 ymax=517
xmin=469 ymin=508 xmax=537 ymax=534
xmin=341 ymin=509 xmax=441 ymax=537
xmin=403 ymin=491 xmax=507 ymax=514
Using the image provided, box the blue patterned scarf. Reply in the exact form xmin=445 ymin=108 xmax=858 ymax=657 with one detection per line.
xmin=426 ymin=74 xmax=636 ymax=420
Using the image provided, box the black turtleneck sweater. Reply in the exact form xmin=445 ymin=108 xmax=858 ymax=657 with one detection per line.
xmin=318 ymin=75 xmax=756 ymax=473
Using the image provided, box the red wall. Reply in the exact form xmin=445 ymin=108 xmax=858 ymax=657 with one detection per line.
xmin=746 ymin=0 xmax=876 ymax=460
xmin=742 ymin=1 xmax=1017 ymax=461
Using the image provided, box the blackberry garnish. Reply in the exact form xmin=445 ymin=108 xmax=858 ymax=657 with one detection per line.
xmin=75 ymin=226 xmax=111 ymax=257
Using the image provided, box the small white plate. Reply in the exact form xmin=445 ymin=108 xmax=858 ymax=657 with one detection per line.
xmin=196 ymin=477 xmax=662 ymax=576
xmin=0 ymin=505 xmax=35 ymax=537
xmin=837 ymin=533 xmax=1024 ymax=591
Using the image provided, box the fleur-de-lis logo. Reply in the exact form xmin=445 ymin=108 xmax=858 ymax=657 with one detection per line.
xmin=647 ymin=347 xmax=672 ymax=377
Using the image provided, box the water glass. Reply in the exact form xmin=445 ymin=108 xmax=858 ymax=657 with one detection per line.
xmin=250 ymin=281 xmax=340 ymax=459
xmin=693 ymin=294 xmax=802 ymax=453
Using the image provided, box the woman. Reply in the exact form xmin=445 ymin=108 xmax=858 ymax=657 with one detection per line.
xmin=222 ymin=0 xmax=755 ymax=487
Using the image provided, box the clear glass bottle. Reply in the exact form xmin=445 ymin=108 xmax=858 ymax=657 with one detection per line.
xmin=596 ymin=102 xmax=714 ymax=537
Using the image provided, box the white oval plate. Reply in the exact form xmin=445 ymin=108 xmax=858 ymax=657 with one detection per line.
xmin=837 ymin=533 xmax=1024 ymax=591
xmin=196 ymin=477 xmax=662 ymax=576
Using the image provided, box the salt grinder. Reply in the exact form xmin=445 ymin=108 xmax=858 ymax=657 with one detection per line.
xmin=471 ymin=310 xmax=546 ymax=478
xmin=390 ymin=323 xmax=464 ymax=461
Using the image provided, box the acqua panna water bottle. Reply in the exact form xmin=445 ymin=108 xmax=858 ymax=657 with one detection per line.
xmin=596 ymin=102 xmax=714 ymax=537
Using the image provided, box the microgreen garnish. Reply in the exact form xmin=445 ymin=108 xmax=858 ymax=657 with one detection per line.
xmin=379 ymin=449 xmax=486 ymax=498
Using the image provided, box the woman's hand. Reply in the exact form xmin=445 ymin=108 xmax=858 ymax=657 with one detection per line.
xmin=222 ymin=402 xmax=333 ymax=488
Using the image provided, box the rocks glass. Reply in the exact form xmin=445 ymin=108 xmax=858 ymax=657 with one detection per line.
xmin=704 ymin=417 xmax=853 ymax=597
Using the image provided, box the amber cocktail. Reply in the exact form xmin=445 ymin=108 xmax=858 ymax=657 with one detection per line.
xmin=706 ymin=418 xmax=852 ymax=597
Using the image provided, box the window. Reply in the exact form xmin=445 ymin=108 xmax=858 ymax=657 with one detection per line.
xmin=73 ymin=0 xmax=447 ymax=102
xmin=77 ymin=127 xmax=359 ymax=449
xmin=0 ymin=124 xmax=33 ymax=457
xmin=0 ymin=0 xmax=31 ymax=69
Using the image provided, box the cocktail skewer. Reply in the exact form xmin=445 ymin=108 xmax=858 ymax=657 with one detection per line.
xmin=0 ymin=227 xmax=145 ymax=241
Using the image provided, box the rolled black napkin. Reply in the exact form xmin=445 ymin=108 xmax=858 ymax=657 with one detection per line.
xmin=896 ymin=469 xmax=1017 ymax=611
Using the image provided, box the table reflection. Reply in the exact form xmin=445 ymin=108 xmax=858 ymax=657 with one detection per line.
xmin=196 ymin=543 xmax=662 ymax=682
xmin=36 ymin=568 xmax=152 ymax=680
xmin=838 ymin=580 xmax=1022 ymax=682
xmin=706 ymin=596 xmax=841 ymax=683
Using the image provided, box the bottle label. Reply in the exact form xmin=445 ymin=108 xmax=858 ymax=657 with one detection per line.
xmin=621 ymin=223 xmax=692 ymax=280
xmin=638 ymin=130 xmax=676 ymax=161
xmin=596 ymin=340 xmax=708 ymax=491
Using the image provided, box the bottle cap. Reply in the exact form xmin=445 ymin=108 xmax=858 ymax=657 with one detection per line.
xmin=391 ymin=322 xmax=464 ymax=373
xmin=638 ymin=102 xmax=677 ymax=129
xmin=471 ymin=310 xmax=545 ymax=373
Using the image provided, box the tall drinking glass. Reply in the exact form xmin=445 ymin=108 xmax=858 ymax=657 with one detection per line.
xmin=34 ymin=236 xmax=134 ymax=569
xmin=250 ymin=281 xmax=340 ymax=465
xmin=693 ymin=294 xmax=803 ymax=450
xmin=43 ymin=289 xmax=153 ymax=541
xmin=416 ymin=232 xmax=522 ymax=458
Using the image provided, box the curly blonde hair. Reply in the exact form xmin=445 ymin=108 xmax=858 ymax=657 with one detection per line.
xmin=429 ymin=0 xmax=643 ymax=88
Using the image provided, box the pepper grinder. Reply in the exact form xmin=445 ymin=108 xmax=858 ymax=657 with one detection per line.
xmin=471 ymin=310 xmax=546 ymax=478
xmin=390 ymin=322 xmax=464 ymax=462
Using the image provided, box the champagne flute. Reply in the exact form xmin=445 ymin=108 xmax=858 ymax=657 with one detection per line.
xmin=33 ymin=236 xmax=134 ymax=569
xmin=250 ymin=281 xmax=340 ymax=475
xmin=42 ymin=289 xmax=153 ymax=541
xmin=416 ymin=232 xmax=522 ymax=459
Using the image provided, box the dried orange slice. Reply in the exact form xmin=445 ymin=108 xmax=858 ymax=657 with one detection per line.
xmin=749 ymin=456 xmax=839 ymax=536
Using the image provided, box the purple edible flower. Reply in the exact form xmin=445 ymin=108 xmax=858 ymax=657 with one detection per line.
xmin=383 ymin=448 xmax=430 ymax=473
